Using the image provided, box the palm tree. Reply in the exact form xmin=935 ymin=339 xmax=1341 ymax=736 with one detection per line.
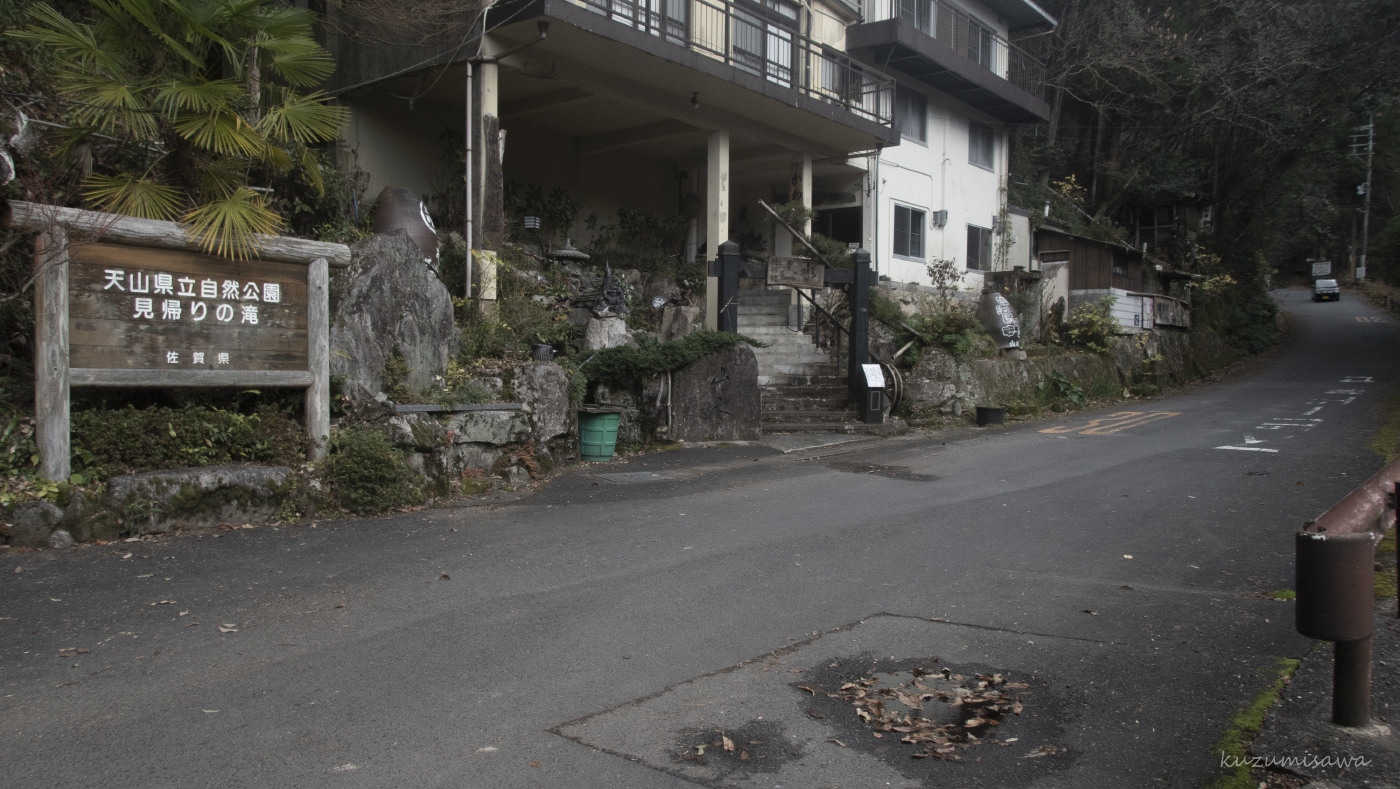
xmin=13 ymin=0 xmax=347 ymax=258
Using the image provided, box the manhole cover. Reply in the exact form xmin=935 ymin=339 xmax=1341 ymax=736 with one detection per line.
xmin=826 ymin=462 xmax=935 ymax=482
xmin=593 ymin=472 xmax=675 ymax=484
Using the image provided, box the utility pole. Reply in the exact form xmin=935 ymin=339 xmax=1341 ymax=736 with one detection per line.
xmin=1350 ymin=115 xmax=1375 ymax=283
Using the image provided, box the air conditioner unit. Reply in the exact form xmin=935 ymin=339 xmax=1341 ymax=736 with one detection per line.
xmin=931 ymin=209 xmax=948 ymax=228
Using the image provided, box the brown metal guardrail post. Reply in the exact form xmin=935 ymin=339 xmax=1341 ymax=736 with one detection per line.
xmin=1295 ymin=460 xmax=1399 ymax=727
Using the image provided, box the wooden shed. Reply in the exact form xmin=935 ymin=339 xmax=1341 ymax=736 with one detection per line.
xmin=1034 ymin=224 xmax=1178 ymax=333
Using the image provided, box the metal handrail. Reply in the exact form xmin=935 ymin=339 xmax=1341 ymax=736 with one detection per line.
xmin=793 ymin=285 xmax=847 ymax=373
xmin=579 ymin=0 xmax=895 ymax=125
xmin=861 ymin=0 xmax=1046 ymax=97
xmin=1294 ymin=454 xmax=1400 ymax=727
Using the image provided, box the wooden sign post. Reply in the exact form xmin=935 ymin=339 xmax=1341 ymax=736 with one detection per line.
xmin=7 ymin=202 xmax=350 ymax=480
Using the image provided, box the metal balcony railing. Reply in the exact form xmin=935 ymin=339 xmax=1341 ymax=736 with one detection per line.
xmin=577 ymin=0 xmax=895 ymax=126
xmin=862 ymin=0 xmax=1046 ymax=97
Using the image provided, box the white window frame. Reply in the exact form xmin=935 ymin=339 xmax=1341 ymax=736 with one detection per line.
xmin=895 ymin=83 xmax=927 ymax=145
xmin=893 ymin=203 xmax=927 ymax=260
xmin=969 ymin=120 xmax=996 ymax=172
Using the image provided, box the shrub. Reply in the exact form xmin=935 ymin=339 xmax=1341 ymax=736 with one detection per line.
xmin=325 ymin=427 xmax=420 ymax=514
xmin=71 ymin=406 xmax=305 ymax=479
xmin=579 ymin=330 xmax=759 ymax=386
xmin=869 ymin=291 xmax=990 ymax=363
xmin=1064 ymin=297 xmax=1119 ymax=354
xmin=1038 ymin=371 xmax=1087 ymax=409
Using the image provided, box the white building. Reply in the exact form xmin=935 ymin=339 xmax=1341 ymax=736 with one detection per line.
xmin=842 ymin=0 xmax=1056 ymax=289
xmin=323 ymin=0 xmax=1054 ymax=318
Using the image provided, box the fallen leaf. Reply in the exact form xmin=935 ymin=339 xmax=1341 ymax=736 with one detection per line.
xmin=1080 ymin=610 xmax=1098 ymax=616
xmin=217 ymin=524 xmax=234 ymax=532
xmin=218 ymin=626 xmax=237 ymax=634
xmin=49 ymin=598 xmax=61 ymax=602
xmin=1120 ymin=585 xmax=1133 ymax=590
xmin=439 ymin=574 xmax=450 ymax=581
xmin=203 ymin=709 xmax=220 ymax=714
xmin=827 ymin=739 xmax=845 ymax=747
xmin=186 ymin=622 xmax=200 ymax=627
xmin=1022 ymin=745 xmax=1059 ymax=758
xmin=695 ymin=744 xmax=706 ymax=756
xmin=1005 ymin=737 xmax=1019 ymax=743
xmin=798 ymin=685 xmax=816 ymax=695
xmin=330 ymin=764 xmax=358 ymax=773
xmin=739 ymin=749 xmax=749 ymax=761
xmin=476 ymin=746 xmax=498 ymax=753
xmin=722 ymin=733 xmax=735 ymax=753
xmin=529 ymin=761 xmax=541 ymax=769
xmin=12 ymin=566 xmax=20 ymax=573
xmin=120 ymin=552 xmax=132 ymax=559
xmin=179 ymin=611 xmax=188 ymax=617
xmin=807 ymin=709 xmax=826 ymax=719
xmin=1123 ymin=555 xmax=1133 ymax=559
xmin=336 ymin=603 xmax=345 ymax=609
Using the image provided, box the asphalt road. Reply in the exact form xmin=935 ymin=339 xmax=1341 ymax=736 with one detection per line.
xmin=2 ymin=287 xmax=1396 ymax=788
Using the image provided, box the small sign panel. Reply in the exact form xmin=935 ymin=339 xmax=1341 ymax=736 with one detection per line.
xmin=862 ymin=363 xmax=885 ymax=389
xmin=68 ymin=243 xmax=308 ymax=371
xmin=1311 ymin=261 xmax=1332 ymax=277
xmin=767 ymin=257 xmax=825 ymax=289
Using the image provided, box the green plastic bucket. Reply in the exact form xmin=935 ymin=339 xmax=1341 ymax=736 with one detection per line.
xmin=578 ymin=411 xmax=621 ymax=461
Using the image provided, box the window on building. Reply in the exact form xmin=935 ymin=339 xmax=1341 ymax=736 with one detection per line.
xmin=967 ymin=224 xmax=992 ymax=270
xmin=894 ymin=205 xmax=925 ymax=259
xmin=969 ymin=121 xmax=995 ymax=171
xmin=896 ymin=84 xmax=927 ymax=143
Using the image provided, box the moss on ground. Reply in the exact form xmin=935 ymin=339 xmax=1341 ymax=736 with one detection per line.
xmin=1378 ymin=528 xmax=1397 ymax=599
xmin=1207 ymin=657 xmax=1302 ymax=789
xmin=1369 ymin=389 xmax=1400 ymax=461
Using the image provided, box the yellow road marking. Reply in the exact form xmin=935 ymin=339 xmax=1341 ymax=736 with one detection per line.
xmin=1041 ymin=411 xmax=1182 ymax=435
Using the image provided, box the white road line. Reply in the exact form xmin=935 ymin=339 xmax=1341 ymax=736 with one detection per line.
xmin=1216 ymin=446 xmax=1280 ymax=453
xmin=1303 ymin=406 xmax=1324 ymax=415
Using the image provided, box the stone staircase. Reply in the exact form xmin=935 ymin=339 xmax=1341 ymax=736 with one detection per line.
xmin=736 ymin=289 xmax=873 ymax=433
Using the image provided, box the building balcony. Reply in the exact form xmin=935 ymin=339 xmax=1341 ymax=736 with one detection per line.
xmin=849 ymin=0 xmax=1052 ymax=123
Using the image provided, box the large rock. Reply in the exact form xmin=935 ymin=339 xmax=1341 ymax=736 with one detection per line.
xmin=583 ymin=316 xmax=629 ymax=350
xmin=512 ymin=362 xmax=572 ymax=441
xmin=104 ymin=466 xmax=292 ymax=534
xmin=670 ymin=343 xmax=762 ymax=442
xmin=7 ymin=500 xmax=63 ymax=548
xmin=331 ymin=232 xmax=458 ymax=406
xmin=659 ymin=305 xmax=702 ymax=342
xmin=444 ymin=411 xmax=531 ymax=446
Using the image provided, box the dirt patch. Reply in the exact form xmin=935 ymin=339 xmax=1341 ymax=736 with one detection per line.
xmin=672 ymin=720 xmax=797 ymax=777
xmin=826 ymin=462 xmax=936 ymax=482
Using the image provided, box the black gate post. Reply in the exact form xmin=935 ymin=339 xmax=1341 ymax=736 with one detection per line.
xmin=848 ymin=249 xmax=874 ymax=413
xmin=716 ymin=240 xmax=742 ymax=333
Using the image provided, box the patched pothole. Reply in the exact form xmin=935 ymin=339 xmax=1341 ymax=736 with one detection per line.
xmin=826 ymin=461 xmax=936 ymax=482
xmin=821 ymin=667 xmax=1029 ymax=760
xmin=796 ymin=656 xmax=1069 ymax=777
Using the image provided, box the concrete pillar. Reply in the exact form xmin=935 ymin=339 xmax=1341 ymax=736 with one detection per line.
xmin=477 ymin=48 xmax=502 ymax=318
xmin=799 ymin=152 xmax=813 ymax=236
xmin=705 ymin=129 xmax=730 ymax=331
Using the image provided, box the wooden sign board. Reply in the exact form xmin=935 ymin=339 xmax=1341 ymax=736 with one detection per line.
xmin=7 ymin=201 xmax=350 ymax=479
xmin=70 ymin=243 xmax=309 ymax=372
xmin=767 ymin=257 xmax=825 ymax=289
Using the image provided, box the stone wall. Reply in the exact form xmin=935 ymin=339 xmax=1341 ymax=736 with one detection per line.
xmin=382 ymin=361 xmax=576 ymax=491
xmin=904 ymin=331 xmax=1240 ymax=415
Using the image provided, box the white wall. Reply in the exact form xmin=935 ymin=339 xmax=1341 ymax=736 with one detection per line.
xmin=344 ymin=92 xmax=461 ymax=211
xmin=869 ymin=84 xmax=1006 ymax=289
